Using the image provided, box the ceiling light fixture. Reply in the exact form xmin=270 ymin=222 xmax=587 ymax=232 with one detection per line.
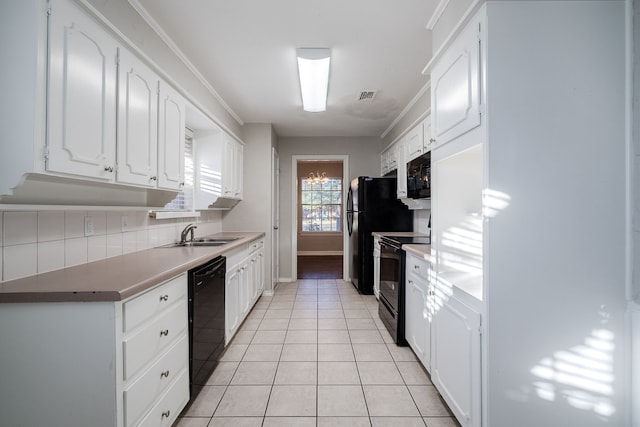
xmin=306 ymin=171 xmax=329 ymax=185
xmin=297 ymin=48 xmax=331 ymax=113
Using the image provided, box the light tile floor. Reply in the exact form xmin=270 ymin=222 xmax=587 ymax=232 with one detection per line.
xmin=176 ymin=279 xmax=460 ymax=427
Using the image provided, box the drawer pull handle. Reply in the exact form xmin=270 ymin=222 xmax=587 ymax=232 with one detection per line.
xmin=161 ymin=410 xmax=171 ymax=419
xmin=161 ymin=370 xmax=170 ymax=378
xmin=160 ymin=329 xmax=169 ymax=337
xmin=160 ymin=294 xmax=169 ymax=302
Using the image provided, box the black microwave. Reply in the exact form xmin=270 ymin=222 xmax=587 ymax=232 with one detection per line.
xmin=407 ymin=152 xmax=431 ymax=199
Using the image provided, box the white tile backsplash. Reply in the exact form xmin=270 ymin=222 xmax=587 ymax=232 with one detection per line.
xmin=65 ymin=237 xmax=88 ymax=267
xmin=88 ymin=234 xmax=107 ymax=262
xmin=4 ymin=243 xmax=38 ymax=281
xmin=38 ymin=240 xmax=66 ymax=274
xmin=38 ymin=211 xmax=65 ymax=242
xmin=122 ymin=231 xmax=137 ymax=254
xmin=4 ymin=212 xmax=38 ymax=246
xmin=106 ymin=211 xmax=122 ymax=234
xmin=0 ymin=209 xmax=222 ymax=282
xmin=87 ymin=211 xmax=107 ymax=235
xmin=106 ymin=233 xmax=123 ymax=258
xmin=65 ymin=211 xmax=86 ymax=239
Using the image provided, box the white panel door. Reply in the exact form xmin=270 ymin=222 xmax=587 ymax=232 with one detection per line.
xmin=47 ymin=0 xmax=118 ymax=180
xmin=117 ymin=49 xmax=158 ymax=187
xmin=158 ymin=82 xmax=185 ymax=190
xmin=431 ymin=15 xmax=481 ymax=147
xmin=431 ymin=294 xmax=481 ymax=427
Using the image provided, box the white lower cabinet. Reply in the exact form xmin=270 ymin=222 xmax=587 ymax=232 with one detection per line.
xmin=0 ymin=273 xmax=189 ymax=427
xmin=225 ymin=238 xmax=265 ymax=343
xmin=121 ymin=274 xmax=189 ymax=427
xmin=431 ymin=292 xmax=481 ymax=427
xmin=404 ymin=252 xmax=431 ymax=370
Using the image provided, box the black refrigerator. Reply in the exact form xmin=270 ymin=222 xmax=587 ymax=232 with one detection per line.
xmin=347 ymin=176 xmax=413 ymax=294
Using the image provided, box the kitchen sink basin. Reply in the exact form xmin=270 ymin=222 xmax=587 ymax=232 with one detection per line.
xmin=159 ymin=237 xmax=239 ymax=248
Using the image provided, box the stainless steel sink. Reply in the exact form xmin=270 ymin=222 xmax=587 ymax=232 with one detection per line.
xmin=159 ymin=237 xmax=239 ymax=248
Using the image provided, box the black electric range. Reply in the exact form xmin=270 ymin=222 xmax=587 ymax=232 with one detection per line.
xmin=378 ymin=235 xmax=430 ymax=345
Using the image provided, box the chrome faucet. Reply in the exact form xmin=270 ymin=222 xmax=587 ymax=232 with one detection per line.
xmin=180 ymin=224 xmax=197 ymax=244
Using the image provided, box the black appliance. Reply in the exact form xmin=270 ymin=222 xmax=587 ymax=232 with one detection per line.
xmin=346 ymin=176 xmax=413 ymax=294
xmin=187 ymin=256 xmax=226 ymax=403
xmin=378 ymin=235 xmax=430 ymax=345
xmin=407 ymin=152 xmax=431 ymax=199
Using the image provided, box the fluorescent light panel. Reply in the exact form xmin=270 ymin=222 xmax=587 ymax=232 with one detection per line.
xmin=297 ymin=48 xmax=331 ymax=112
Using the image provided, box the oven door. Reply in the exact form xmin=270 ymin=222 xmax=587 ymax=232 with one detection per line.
xmin=378 ymin=239 xmax=407 ymax=345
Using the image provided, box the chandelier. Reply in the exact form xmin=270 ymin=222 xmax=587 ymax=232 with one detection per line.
xmin=306 ymin=171 xmax=329 ymax=185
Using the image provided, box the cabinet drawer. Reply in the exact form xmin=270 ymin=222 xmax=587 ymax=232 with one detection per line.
xmin=249 ymin=239 xmax=264 ymax=253
xmin=123 ymin=300 xmax=187 ymax=380
xmin=407 ymin=254 xmax=429 ymax=281
xmin=124 ymin=335 xmax=188 ymax=427
xmin=123 ymin=274 xmax=187 ymax=333
xmin=137 ymin=368 xmax=189 ymax=427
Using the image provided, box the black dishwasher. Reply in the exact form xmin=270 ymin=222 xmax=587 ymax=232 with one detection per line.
xmin=187 ymin=256 xmax=226 ymax=402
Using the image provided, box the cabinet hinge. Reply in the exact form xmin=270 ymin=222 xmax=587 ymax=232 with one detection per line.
xmin=479 ymin=103 xmax=485 ymax=116
xmin=46 ymin=0 xmax=52 ymax=16
xmin=43 ymin=146 xmax=49 ymax=161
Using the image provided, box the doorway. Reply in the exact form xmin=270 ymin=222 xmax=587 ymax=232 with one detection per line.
xmin=291 ymin=155 xmax=349 ymax=280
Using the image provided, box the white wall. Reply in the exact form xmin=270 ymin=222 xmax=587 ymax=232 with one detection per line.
xmin=221 ymin=123 xmax=277 ymax=292
xmin=277 ymin=137 xmax=382 ymax=281
xmin=0 ymin=209 xmax=221 ymax=282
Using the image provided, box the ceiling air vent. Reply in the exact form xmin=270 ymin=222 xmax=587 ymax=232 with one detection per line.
xmin=357 ymin=90 xmax=376 ymax=102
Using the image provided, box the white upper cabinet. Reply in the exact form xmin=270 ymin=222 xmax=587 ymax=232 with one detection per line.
xmin=404 ymin=122 xmax=425 ymax=162
xmin=222 ymin=134 xmax=243 ymax=200
xmin=396 ymin=138 xmax=407 ymax=198
xmin=158 ymin=82 xmax=186 ymax=190
xmin=117 ymin=49 xmax=159 ymax=187
xmin=431 ymin=14 xmax=481 ymax=148
xmin=47 ymin=0 xmax=118 ymax=181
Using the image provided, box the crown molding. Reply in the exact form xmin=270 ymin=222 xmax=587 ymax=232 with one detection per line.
xmin=380 ymin=80 xmax=431 ymax=140
xmin=426 ymin=0 xmax=451 ymax=31
xmin=128 ymin=0 xmax=244 ymax=126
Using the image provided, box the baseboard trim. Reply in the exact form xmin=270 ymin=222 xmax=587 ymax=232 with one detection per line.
xmin=278 ymin=277 xmax=295 ymax=283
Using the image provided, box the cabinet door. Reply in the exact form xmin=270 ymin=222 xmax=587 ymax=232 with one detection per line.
xmin=117 ymin=49 xmax=159 ymax=187
xmin=431 ymin=16 xmax=481 ymax=147
xmin=405 ymin=124 xmax=425 ymax=161
xmin=238 ymin=262 xmax=251 ymax=318
xmin=423 ymin=117 xmax=434 ymax=152
xmin=431 ymin=294 xmax=481 ymax=427
xmin=234 ymin=142 xmax=244 ymax=199
xmin=405 ymin=275 xmax=429 ymax=366
xmin=225 ymin=268 xmax=240 ymax=343
xmin=373 ymin=239 xmax=381 ymax=298
xmin=157 ymin=82 xmax=185 ymax=190
xmin=47 ymin=0 xmax=118 ymax=180
xmin=257 ymin=250 xmax=265 ymax=294
xmin=396 ymin=140 xmax=407 ymax=198
xmin=222 ymin=136 xmax=236 ymax=198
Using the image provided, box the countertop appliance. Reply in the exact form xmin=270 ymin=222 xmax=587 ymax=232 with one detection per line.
xmin=407 ymin=152 xmax=431 ymax=199
xmin=378 ymin=235 xmax=430 ymax=345
xmin=347 ymin=177 xmax=413 ymax=294
xmin=187 ymin=255 xmax=226 ymax=403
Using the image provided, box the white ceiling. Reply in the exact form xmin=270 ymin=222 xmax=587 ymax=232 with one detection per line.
xmin=134 ymin=0 xmax=437 ymax=138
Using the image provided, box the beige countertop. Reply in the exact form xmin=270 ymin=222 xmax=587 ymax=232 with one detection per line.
xmin=371 ymin=231 xmax=430 ymax=239
xmin=0 ymin=231 xmax=264 ymax=303
xmin=402 ymin=244 xmax=432 ymax=262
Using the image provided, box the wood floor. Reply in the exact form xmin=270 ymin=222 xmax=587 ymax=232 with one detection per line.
xmin=297 ymin=255 xmax=343 ymax=279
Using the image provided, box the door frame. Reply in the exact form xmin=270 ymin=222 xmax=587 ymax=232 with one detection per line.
xmin=271 ymin=147 xmax=280 ymax=293
xmin=291 ymin=155 xmax=349 ymax=281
